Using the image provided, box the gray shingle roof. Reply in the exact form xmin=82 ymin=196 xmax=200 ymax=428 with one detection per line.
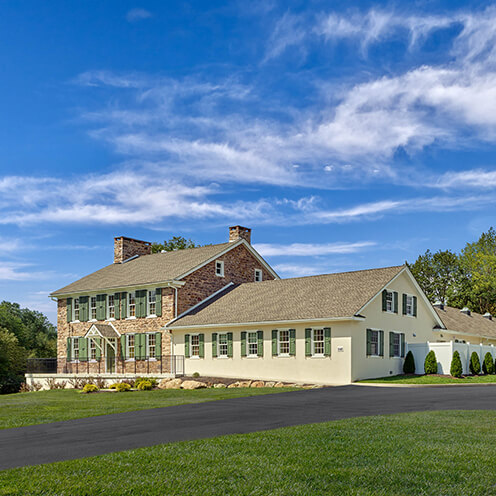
xmin=90 ymin=324 xmax=120 ymax=338
xmin=435 ymin=306 xmax=496 ymax=340
xmin=169 ymin=265 xmax=405 ymax=327
xmin=51 ymin=242 xmax=234 ymax=296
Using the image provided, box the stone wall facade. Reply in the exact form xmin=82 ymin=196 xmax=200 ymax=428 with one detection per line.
xmin=114 ymin=236 xmax=152 ymax=263
xmin=56 ymin=243 xmax=275 ymax=375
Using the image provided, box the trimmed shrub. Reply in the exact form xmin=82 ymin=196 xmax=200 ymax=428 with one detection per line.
xmin=450 ymin=351 xmax=463 ymax=378
xmin=424 ymin=350 xmax=437 ymax=375
xmin=470 ymin=352 xmax=481 ymax=375
xmin=82 ymin=384 xmax=99 ymax=394
xmin=403 ymin=351 xmax=415 ymax=374
xmin=109 ymin=382 xmax=131 ymax=392
xmin=192 ymin=372 xmax=200 ymax=378
xmin=134 ymin=377 xmax=157 ymax=388
xmin=483 ymin=352 xmax=494 ymax=374
xmin=137 ymin=380 xmax=153 ymax=391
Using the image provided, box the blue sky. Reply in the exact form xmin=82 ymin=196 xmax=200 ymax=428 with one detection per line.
xmin=2 ymin=0 xmax=496 ymax=324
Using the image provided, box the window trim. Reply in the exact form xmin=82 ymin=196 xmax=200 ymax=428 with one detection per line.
xmin=107 ymin=294 xmax=115 ymax=320
xmin=72 ymin=298 xmax=80 ymax=323
xmin=215 ymin=260 xmax=225 ymax=277
xmin=126 ymin=333 xmax=136 ymax=361
xmin=277 ymin=329 xmax=290 ymax=357
xmin=71 ymin=337 xmax=80 ymax=363
xmin=127 ymin=291 xmax=136 ymax=318
xmin=311 ymin=328 xmax=325 ymax=357
xmin=217 ymin=332 xmax=229 ymax=358
xmin=367 ymin=328 xmax=383 ymax=358
xmin=254 ymin=269 xmax=263 ymax=282
xmin=190 ymin=333 xmax=201 ymax=358
xmin=147 ymin=290 xmax=157 ymax=317
xmin=390 ymin=331 xmax=405 ymax=358
xmin=89 ymin=338 xmax=97 ymax=362
xmin=247 ymin=330 xmax=258 ymax=357
xmin=404 ymin=294 xmax=415 ymax=317
xmin=146 ymin=333 xmax=157 ymax=360
xmin=385 ymin=290 xmax=394 ymax=313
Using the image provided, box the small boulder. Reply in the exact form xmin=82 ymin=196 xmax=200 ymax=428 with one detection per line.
xmin=158 ymin=378 xmax=171 ymax=389
xmin=274 ymin=382 xmax=286 ymax=388
xmin=214 ymin=383 xmax=227 ymax=388
xmin=227 ymin=382 xmax=240 ymax=388
xmin=238 ymin=380 xmax=252 ymax=388
xmin=250 ymin=381 xmax=265 ymax=388
xmin=165 ymin=378 xmax=183 ymax=389
xmin=264 ymin=381 xmax=276 ymax=388
xmin=181 ymin=380 xmax=207 ymax=390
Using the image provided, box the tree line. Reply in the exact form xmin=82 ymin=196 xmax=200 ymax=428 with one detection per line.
xmin=409 ymin=227 xmax=496 ymax=315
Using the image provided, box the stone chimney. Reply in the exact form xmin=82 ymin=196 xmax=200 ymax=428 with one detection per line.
xmin=229 ymin=225 xmax=251 ymax=244
xmin=114 ymin=236 xmax=152 ymax=263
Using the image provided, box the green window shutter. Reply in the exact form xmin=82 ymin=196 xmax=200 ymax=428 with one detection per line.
xmin=289 ymin=329 xmax=296 ymax=356
xmin=140 ymin=290 xmax=147 ymax=317
xmin=366 ymin=329 xmax=372 ymax=356
xmin=184 ymin=334 xmax=190 ymax=358
xmin=67 ymin=338 xmax=72 ymax=361
xmin=257 ymin=330 xmax=264 ymax=357
xmin=199 ymin=333 xmax=205 ymax=358
xmin=413 ymin=297 xmax=418 ymax=317
xmin=379 ymin=331 xmax=384 ymax=357
xmin=120 ymin=334 xmax=126 ymax=359
xmin=135 ymin=290 xmax=145 ymax=318
xmin=114 ymin=293 xmax=120 ymax=319
xmin=241 ymin=332 xmax=247 ymax=357
xmin=212 ymin=333 xmax=218 ymax=358
xmin=227 ymin=332 xmax=233 ymax=358
xmin=324 ymin=327 xmax=331 ymax=356
xmin=95 ymin=338 xmax=102 ymax=360
xmin=272 ymin=330 xmax=278 ymax=356
xmin=155 ymin=332 xmax=162 ymax=357
xmin=137 ymin=333 xmax=146 ymax=360
xmin=393 ymin=292 xmax=398 ymax=314
xmin=305 ymin=328 xmax=312 ymax=357
xmin=80 ymin=296 xmax=89 ymax=322
xmin=382 ymin=290 xmax=387 ymax=311
xmin=155 ymin=288 xmax=162 ymax=317
xmin=79 ymin=338 xmax=88 ymax=361
xmin=400 ymin=333 xmax=405 ymax=358
xmin=96 ymin=294 xmax=106 ymax=321
xmin=120 ymin=292 xmax=127 ymax=319
xmin=389 ymin=332 xmax=395 ymax=357
xmin=402 ymin=294 xmax=407 ymax=315
xmin=66 ymin=298 xmax=72 ymax=322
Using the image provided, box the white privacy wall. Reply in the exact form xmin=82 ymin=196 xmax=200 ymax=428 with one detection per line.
xmin=408 ymin=342 xmax=496 ymax=375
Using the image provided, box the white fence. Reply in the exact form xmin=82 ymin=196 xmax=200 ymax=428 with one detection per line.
xmin=407 ymin=342 xmax=496 ymax=375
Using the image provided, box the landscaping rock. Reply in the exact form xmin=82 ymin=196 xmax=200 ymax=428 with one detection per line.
xmin=158 ymin=379 xmax=171 ymax=389
xmin=264 ymin=381 xmax=276 ymax=387
xmin=227 ymin=382 xmax=240 ymax=388
xmin=250 ymin=381 xmax=265 ymax=388
xmin=274 ymin=382 xmax=286 ymax=387
xmin=238 ymin=380 xmax=252 ymax=388
xmin=165 ymin=378 xmax=183 ymax=389
xmin=214 ymin=383 xmax=227 ymax=388
xmin=181 ymin=380 xmax=207 ymax=390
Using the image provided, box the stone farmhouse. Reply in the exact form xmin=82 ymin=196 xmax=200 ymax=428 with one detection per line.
xmin=25 ymin=226 xmax=496 ymax=387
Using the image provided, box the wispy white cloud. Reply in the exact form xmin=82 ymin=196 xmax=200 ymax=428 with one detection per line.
xmin=263 ymin=12 xmax=307 ymax=62
xmin=435 ymin=169 xmax=496 ymax=189
xmin=254 ymin=241 xmax=375 ymax=256
xmin=126 ymin=8 xmax=152 ymax=23
xmin=0 ymin=262 xmax=52 ymax=281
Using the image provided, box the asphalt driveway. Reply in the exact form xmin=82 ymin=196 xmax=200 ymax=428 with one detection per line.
xmin=1 ymin=384 xmax=496 ymax=470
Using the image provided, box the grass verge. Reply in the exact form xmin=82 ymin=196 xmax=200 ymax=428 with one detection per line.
xmin=0 ymin=411 xmax=495 ymax=495
xmin=359 ymin=374 xmax=496 ymax=384
xmin=0 ymin=387 xmax=295 ymax=429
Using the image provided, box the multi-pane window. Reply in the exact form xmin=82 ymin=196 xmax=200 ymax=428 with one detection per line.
xmin=278 ymin=330 xmax=290 ymax=355
xmin=392 ymin=333 xmax=401 ymax=357
xmin=255 ymin=269 xmax=262 ymax=282
xmin=218 ymin=333 xmax=228 ymax=357
xmin=73 ymin=298 xmax=80 ymax=321
xmin=72 ymin=338 xmax=80 ymax=360
xmin=247 ymin=331 xmax=258 ymax=356
xmin=90 ymin=339 xmax=97 ymax=360
xmin=148 ymin=291 xmax=156 ymax=316
xmin=405 ymin=295 xmax=414 ymax=316
xmin=369 ymin=330 xmax=380 ymax=356
xmin=108 ymin=295 xmax=115 ymax=319
xmin=215 ymin=260 xmax=224 ymax=277
xmin=128 ymin=292 xmax=136 ymax=317
xmin=147 ymin=334 xmax=156 ymax=358
xmin=312 ymin=329 xmax=325 ymax=355
xmin=90 ymin=296 xmax=97 ymax=320
xmin=191 ymin=335 xmax=200 ymax=357
xmin=127 ymin=334 xmax=135 ymax=359
xmin=385 ymin=291 xmax=394 ymax=312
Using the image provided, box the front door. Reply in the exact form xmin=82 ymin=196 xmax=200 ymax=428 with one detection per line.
xmin=106 ymin=338 xmax=116 ymax=373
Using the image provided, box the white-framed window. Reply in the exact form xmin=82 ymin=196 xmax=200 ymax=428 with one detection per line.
xmin=367 ymin=329 xmax=383 ymax=357
xmin=312 ymin=329 xmax=325 ymax=356
xmin=72 ymin=337 xmax=80 ymax=361
xmin=108 ymin=294 xmax=115 ymax=319
xmin=147 ymin=334 xmax=156 ymax=358
xmin=218 ymin=333 xmax=228 ymax=357
xmin=191 ymin=334 xmax=200 ymax=357
xmin=73 ymin=298 xmax=80 ymax=321
xmin=247 ymin=331 xmax=258 ymax=356
xmin=90 ymin=339 xmax=97 ymax=361
xmin=254 ymin=269 xmax=263 ymax=282
xmin=385 ymin=291 xmax=394 ymax=312
xmin=147 ymin=291 xmax=156 ymax=316
xmin=392 ymin=332 xmax=401 ymax=357
xmin=90 ymin=296 xmax=97 ymax=320
xmin=278 ymin=329 xmax=290 ymax=355
xmin=128 ymin=292 xmax=136 ymax=317
xmin=405 ymin=295 xmax=414 ymax=316
xmin=215 ymin=260 xmax=224 ymax=277
xmin=127 ymin=334 xmax=135 ymax=359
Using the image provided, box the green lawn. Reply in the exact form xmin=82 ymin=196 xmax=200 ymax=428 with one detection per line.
xmin=0 ymin=387 xmax=295 ymax=429
xmin=0 ymin=411 xmax=495 ymax=495
xmin=359 ymin=374 xmax=496 ymax=384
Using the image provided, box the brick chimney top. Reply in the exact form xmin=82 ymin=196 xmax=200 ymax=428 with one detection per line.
xmin=229 ymin=226 xmax=251 ymax=244
xmin=114 ymin=236 xmax=152 ymax=263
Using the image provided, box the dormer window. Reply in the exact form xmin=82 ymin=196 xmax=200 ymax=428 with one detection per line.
xmin=254 ymin=269 xmax=262 ymax=282
xmin=215 ymin=260 xmax=224 ymax=277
